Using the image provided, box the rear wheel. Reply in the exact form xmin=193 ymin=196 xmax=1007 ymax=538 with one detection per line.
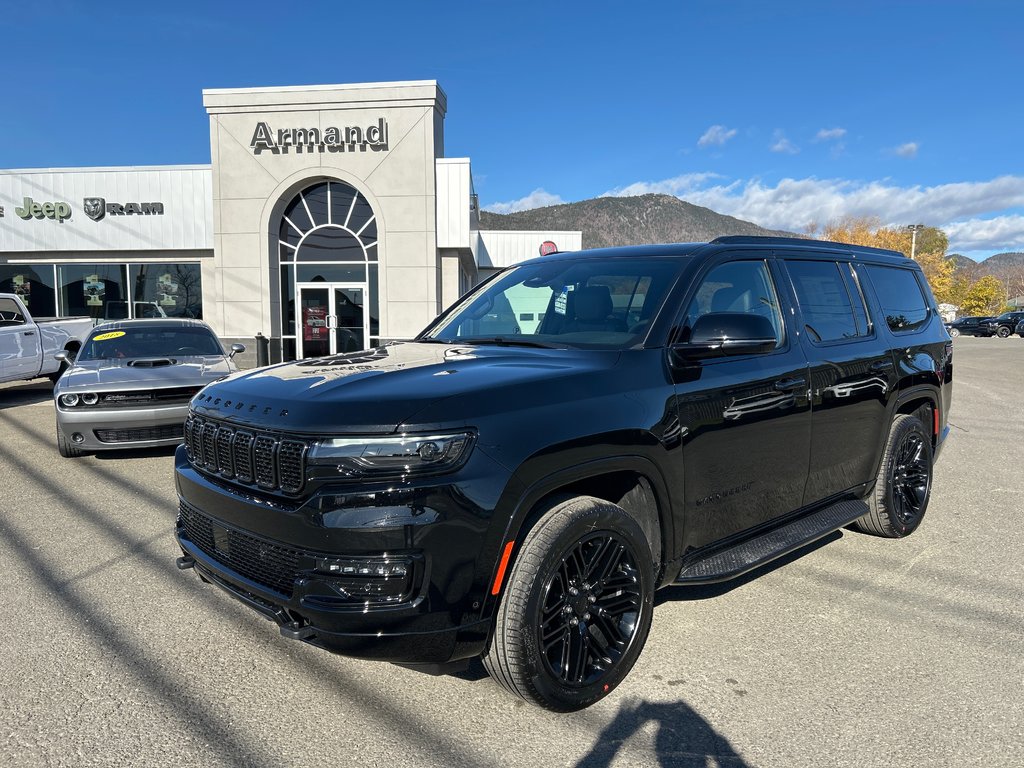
xmin=948 ymin=327 xmax=960 ymax=337
xmin=997 ymin=326 xmax=1011 ymax=338
xmin=483 ymin=496 xmax=655 ymax=711
xmin=56 ymin=424 xmax=84 ymax=458
xmin=853 ymin=414 xmax=932 ymax=537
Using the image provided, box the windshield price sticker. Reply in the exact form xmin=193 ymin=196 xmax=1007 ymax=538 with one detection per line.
xmin=93 ymin=331 xmax=126 ymax=341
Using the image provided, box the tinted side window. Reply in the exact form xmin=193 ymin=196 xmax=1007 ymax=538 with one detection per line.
xmin=864 ymin=265 xmax=930 ymax=333
xmin=0 ymin=297 xmax=26 ymax=326
xmin=683 ymin=260 xmax=784 ymax=346
xmin=786 ymin=260 xmax=861 ymax=342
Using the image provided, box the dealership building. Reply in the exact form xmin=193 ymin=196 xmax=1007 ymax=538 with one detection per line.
xmin=0 ymin=80 xmax=580 ymax=363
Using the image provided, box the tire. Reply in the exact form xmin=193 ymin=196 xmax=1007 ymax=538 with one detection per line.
xmin=997 ymin=326 xmax=1011 ymax=338
xmin=483 ymin=496 xmax=655 ymax=712
xmin=853 ymin=414 xmax=932 ymax=538
xmin=948 ymin=327 xmax=960 ymax=337
xmin=56 ymin=423 xmax=84 ymax=458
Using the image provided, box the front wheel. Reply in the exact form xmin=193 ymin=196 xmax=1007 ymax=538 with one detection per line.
xmin=948 ymin=327 xmax=960 ymax=337
xmin=483 ymin=496 xmax=655 ymax=711
xmin=853 ymin=414 xmax=932 ymax=538
xmin=997 ymin=326 xmax=1011 ymax=338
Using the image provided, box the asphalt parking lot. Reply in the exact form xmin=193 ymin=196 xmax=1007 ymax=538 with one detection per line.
xmin=1 ymin=336 xmax=1022 ymax=768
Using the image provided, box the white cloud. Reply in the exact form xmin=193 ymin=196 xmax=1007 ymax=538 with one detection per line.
xmin=815 ymin=127 xmax=847 ymax=141
xmin=770 ymin=132 xmax=800 ymax=154
xmin=483 ymin=188 xmax=564 ymax=214
xmin=697 ymin=125 xmax=737 ymax=148
xmin=943 ymin=216 xmax=1024 ymax=252
xmin=893 ymin=142 xmax=919 ymax=158
xmin=602 ymin=172 xmax=727 ymax=198
xmin=602 ymin=173 xmax=1024 ymax=252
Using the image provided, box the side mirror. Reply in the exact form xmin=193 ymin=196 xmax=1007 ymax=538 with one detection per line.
xmin=672 ymin=312 xmax=778 ymax=362
xmin=54 ymin=350 xmax=72 ymax=364
xmin=229 ymin=343 xmax=246 ymax=358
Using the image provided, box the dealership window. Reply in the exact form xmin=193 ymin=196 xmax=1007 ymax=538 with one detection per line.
xmin=277 ymin=180 xmax=380 ymax=360
xmin=0 ymin=264 xmax=57 ymax=317
xmin=128 ymin=263 xmax=203 ymax=319
xmin=58 ymin=264 xmax=128 ymax=321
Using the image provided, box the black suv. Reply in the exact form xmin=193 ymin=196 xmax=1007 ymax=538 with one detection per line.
xmin=945 ymin=315 xmax=994 ymax=337
xmin=174 ymin=236 xmax=951 ymax=711
xmin=988 ymin=310 xmax=1024 ymax=338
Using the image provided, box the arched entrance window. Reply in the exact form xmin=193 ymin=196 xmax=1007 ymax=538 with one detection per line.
xmin=276 ymin=181 xmax=380 ymax=360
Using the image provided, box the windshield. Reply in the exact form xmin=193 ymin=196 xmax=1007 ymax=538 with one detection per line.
xmin=79 ymin=326 xmax=224 ymax=361
xmin=423 ymin=257 xmax=686 ymax=349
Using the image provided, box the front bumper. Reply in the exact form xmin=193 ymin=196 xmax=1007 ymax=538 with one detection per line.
xmin=55 ymin=403 xmax=187 ymax=451
xmin=173 ymin=445 xmax=501 ymax=664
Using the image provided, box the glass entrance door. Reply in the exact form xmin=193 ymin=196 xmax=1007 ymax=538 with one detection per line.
xmin=296 ymin=283 xmax=368 ymax=359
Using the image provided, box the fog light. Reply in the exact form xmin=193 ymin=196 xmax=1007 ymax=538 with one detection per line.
xmin=60 ymin=393 xmax=79 ymax=407
xmin=314 ymin=555 xmax=413 ymax=603
xmin=71 ymin=433 xmax=85 ymax=443
xmin=81 ymin=392 xmax=99 ymax=405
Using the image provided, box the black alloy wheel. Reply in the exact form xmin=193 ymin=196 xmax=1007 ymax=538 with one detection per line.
xmin=483 ymin=496 xmax=655 ymax=711
xmin=853 ymin=414 xmax=933 ymax=538
xmin=538 ymin=531 xmax=643 ymax=688
xmin=997 ymin=326 xmax=1011 ymax=338
xmin=888 ymin=430 xmax=931 ymax=527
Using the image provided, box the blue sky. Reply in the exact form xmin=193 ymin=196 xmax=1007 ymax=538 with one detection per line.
xmin=3 ymin=1 xmax=1021 ymax=259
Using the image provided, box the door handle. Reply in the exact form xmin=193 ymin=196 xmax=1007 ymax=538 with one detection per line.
xmin=869 ymin=360 xmax=894 ymax=372
xmin=23 ymin=330 xmax=36 ymax=336
xmin=774 ymin=377 xmax=806 ymax=391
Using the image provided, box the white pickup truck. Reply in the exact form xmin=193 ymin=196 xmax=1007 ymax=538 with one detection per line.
xmin=0 ymin=293 xmax=93 ymax=384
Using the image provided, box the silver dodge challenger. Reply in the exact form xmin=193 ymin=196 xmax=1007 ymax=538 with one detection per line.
xmin=54 ymin=319 xmax=244 ymax=457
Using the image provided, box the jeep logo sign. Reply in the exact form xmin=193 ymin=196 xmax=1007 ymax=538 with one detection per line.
xmin=250 ymin=119 xmax=389 ymax=155
xmin=15 ymin=197 xmax=72 ymax=223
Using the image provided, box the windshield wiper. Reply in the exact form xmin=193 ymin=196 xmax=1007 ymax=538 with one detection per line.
xmin=454 ymin=336 xmax=563 ymax=349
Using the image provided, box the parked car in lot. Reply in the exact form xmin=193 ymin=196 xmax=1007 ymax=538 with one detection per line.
xmin=0 ymin=292 xmax=93 ymax=384
xmin=987 ymin=310 xmax=1024 ymax=338
xmin=54 ymin=319 xmax=244 ymax=457
xmin=944 ymin=315 xmax=994 ymax=337
xmin=173 ymin=236 xmax=951 ymax=711
xmin=1016 ymin=319 xmax=1024 ymax=338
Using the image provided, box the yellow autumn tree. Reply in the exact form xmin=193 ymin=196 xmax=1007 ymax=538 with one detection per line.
xmin=958 ymin=275 xmax=1005 ymax=316
xmin=819 ymin=217 xmax=955 ymax=303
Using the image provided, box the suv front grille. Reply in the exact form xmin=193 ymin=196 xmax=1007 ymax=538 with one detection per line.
xmin=184 ymin=414 xmax=309 ymax=494
xmin=177 ymin=500 xmax=300 ymax=597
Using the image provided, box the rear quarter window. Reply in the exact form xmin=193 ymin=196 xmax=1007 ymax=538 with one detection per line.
xmin=863 ymin=265 xmax=931 ymax=334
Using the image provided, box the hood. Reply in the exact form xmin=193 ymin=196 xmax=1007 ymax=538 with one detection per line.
xmin=191 ymin=342 xmax=619 ymax=433
xmin=60 ymin=356 xmax=235 ymax=391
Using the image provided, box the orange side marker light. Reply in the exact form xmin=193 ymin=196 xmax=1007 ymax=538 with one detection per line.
xmin=491 ymin=541 xmax=516 ymax=596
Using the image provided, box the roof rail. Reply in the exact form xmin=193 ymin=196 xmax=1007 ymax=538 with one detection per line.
xmin=710 ymin=235 xmax=907 ymax=259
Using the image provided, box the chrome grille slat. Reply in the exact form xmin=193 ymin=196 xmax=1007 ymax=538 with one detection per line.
xmin=215 ymin=427 xmax=235 ymax=478
xmin=233 ymin=431 xmax=254 ymax=483
xmin=185 ymin=415 xmax=305 ymax=494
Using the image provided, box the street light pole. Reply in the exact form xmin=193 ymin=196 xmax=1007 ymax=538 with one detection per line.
xmin=906 ymin=223 xmax=925 ymax=260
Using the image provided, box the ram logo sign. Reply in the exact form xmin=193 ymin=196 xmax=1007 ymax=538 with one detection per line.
xmin=83 ymin=197 xmax=165 ymax=220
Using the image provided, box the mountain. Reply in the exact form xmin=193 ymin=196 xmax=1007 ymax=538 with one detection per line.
xmin=479 ymin=194 xmax=797 ymax=249
xmin=949 ymin=251 xmax=1024 ymax=279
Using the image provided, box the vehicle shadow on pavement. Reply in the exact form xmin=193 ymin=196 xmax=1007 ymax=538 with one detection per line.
xmin=576 ymin=698 xmax=750 ymax=767
xmin=0 ymin=379 xmax=53 ymax=410
xmin=655 ymin=531 xmax=842 ymax=606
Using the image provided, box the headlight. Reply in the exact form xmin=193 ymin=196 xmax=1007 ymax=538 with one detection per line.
xmin=81 ymin=392 xmax=99 ymax=405
xmin=308 ymin=432 xmax=474 ymax=477
xmin=60 ymin=393 xmax=80 ymax=407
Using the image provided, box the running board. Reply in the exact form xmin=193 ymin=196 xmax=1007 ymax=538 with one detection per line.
xmin=674 ymin=499 xmax=868 ymax=584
